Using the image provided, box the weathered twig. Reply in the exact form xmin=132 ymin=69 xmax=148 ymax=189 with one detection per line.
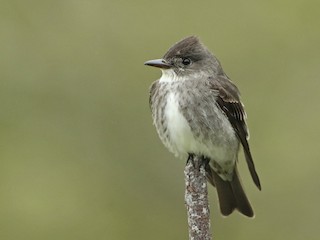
xmin=184 ymin=155 xmax=212 ymax=240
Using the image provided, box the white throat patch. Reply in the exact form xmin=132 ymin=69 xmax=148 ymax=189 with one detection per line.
xmin=159 ymin=69 xmax=206 ymax=83
xmin=159 ymin=69 xmax=182 ymax=83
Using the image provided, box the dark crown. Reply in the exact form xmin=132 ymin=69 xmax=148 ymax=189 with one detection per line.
xmin=163 ymin=36 xmax=205 ymax=61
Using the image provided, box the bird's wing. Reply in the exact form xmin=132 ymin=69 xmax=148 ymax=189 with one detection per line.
xmin=209 ymin=75 xmax=261 ymax=190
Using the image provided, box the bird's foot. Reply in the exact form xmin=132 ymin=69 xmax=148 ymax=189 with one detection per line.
xmin=187 ymin=154 xmax=209 ymax=171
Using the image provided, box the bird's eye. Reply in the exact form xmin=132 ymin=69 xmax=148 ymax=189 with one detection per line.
xmin=182 ymin=58 xmax=192 ymax=66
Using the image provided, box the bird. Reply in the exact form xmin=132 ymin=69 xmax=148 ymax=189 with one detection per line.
xmin=144 ymin=36 xmax=261 ymax=217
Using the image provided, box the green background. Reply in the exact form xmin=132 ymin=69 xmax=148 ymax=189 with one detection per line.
xmin=1 ymin=0 xmax=319 ymax=239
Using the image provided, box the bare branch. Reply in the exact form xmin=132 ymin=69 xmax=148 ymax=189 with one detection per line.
xmin=184 ymin=156 xmax=212 ymax=240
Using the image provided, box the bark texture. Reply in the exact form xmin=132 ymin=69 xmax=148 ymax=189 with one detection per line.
xmin=185 ymin=156 xmax=212 ymax=240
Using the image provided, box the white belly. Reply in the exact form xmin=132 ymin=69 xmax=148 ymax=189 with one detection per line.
xmin=165 ymin=92 xmax=198 ymax=156
xmin=164 ymin=92 xmax=233 ymax=165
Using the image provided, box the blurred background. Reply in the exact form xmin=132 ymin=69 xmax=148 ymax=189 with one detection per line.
xmin=0 ymin=0 xmax=319 ymax=239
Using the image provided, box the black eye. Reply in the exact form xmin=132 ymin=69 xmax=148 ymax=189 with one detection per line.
xmin=182 ymin=58 xmax=191 ymax=66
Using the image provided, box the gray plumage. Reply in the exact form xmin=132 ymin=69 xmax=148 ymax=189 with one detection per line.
xmin=145 ymin=36 xmax=261 ymax=217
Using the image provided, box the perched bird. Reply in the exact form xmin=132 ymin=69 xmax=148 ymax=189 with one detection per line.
xmin=145 ymin=36 xmax=261 ymax=217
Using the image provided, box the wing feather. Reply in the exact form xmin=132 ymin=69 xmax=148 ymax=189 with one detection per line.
xmin=209 ymin=76 xmax=261 ymax=190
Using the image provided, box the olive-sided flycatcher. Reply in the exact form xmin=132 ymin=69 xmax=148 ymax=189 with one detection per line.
xmin=144 ymin=36 xmax=261 ymax=217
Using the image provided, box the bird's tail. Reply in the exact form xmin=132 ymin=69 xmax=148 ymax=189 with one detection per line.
xmin=206 ymin=165 xmax=254 ymax=217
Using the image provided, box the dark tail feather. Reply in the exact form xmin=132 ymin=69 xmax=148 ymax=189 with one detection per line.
xmin=207 ymin=166 xmax=254 ymax=217
xmin=230 ymin=168 xmax=254 ymax=217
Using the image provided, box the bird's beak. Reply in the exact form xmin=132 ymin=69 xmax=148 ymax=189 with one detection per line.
xmin=144 ymin=59 xmax=172 ymax=69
